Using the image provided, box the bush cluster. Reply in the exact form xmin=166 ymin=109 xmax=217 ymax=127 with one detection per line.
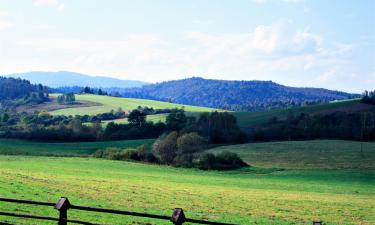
xmin=93 ymin=144 xmax=157 ymax=163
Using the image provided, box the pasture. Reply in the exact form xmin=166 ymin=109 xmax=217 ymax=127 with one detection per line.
xmin=209 ymin=140 xmax=375 ymax=170
xmin=0 ymin=139 xmax=154 ymax=156
xmin=48 ymin=94 xmax=218 ymax=116
xmin=0 ymin=139 xmax=374 ymax=224
xmin=0 ymin=156 xmax=373 ymax=225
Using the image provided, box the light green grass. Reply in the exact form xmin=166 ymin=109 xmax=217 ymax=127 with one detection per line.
xmin=101 ymin=113 xmax=168 ymax=126
xmin=49 ymin=94 xmax=218 ymax=116
xmin=0 ymin=139 xmax=154 ymax=156
xmin=0 ymin=156 xmax=373 ymax=225
xmin=209 ymin=140 xmax=375 ymax=170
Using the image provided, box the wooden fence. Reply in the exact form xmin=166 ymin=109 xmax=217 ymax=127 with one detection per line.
xmin=0 ymin=197 xmax=238 ymax=225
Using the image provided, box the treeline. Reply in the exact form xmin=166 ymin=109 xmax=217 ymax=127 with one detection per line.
xmin=0 ymin=77 xmax=49 ymax=107
xmin=361 ymin=90 xmax=375 ymax=105
xmin=0 ymin=109 xmax=245 ymax=144
xmin=249 ymin=111 xmax=375 ymax=141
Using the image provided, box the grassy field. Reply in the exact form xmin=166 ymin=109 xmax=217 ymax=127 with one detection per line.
xmin=49 ymin=94 xmax=218 ymax=116
xmin=100 ymin=113 xmax=168 ymax=126
xmin=0 ymin=156 xmax=373 ymax=225
xmin=0 ymin=139 xmax=154 ymax=156
xmin=209 ymin=140 xmax=375 ymax=170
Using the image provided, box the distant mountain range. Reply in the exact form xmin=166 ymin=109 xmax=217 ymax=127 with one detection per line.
xmin=118 ymin=77 xmax=359 ymax=111
xmin=5 ymin=71 xmax=148 ymax=88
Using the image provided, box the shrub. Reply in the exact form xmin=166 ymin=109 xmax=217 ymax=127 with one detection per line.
xmin=152 ymin=131 xmax=178 ymax=164
xmin=197 ymin=151 xmax=248 ymax=170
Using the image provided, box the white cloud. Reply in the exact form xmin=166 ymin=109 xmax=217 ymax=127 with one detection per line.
xmin=0 ymin=20 xmax=13 ymax=30
xmin=34 ymin=0 xmax=58 ymax=6
xmin=0 ymin=11 xmax=9 ymax=17
xmin=34 ymin=0 xmax=65 ymax=11
xmin=3 ymin=19 xmax=361 ymax=91
xmin=32 ymin=24 xmax=56 ymax=30
xmin=318 ymin=69 xmax=337 ymax=82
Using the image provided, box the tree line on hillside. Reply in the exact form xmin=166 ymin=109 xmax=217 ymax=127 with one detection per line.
xmin=0 ymin=108 xmax=246 ymax=143
xmin=116 ymin=77 xmax=359 ymax=111
xmin=249 ymin=110 xmax=375 ymax=141
xmin=54 ymin=78 xmax=359 ymax=112
xmin=361 ymin=90 xmax=375 ymax=105
xmin=0 ymin=77 xmax=49 ymax=108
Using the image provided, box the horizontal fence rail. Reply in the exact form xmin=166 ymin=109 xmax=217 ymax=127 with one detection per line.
xmin=0 ymin=197 xmax=238 ymax=225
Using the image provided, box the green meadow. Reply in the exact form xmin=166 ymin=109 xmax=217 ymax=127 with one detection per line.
xmin=0 ymin=139 xmax=374 ymax=224
xmin=0 ymin=139 xmax=154 ymax=156
xmin=0 ymin=156 xmax=374 ymax=225
xmin=209 ymin=140 xmax=375 ymax=170
xmin=49 ymin=94 xmax=218 ymax=116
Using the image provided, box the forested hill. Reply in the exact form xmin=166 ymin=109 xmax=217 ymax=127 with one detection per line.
xmin=0 ymin=77 xmax=49 ymax=107
xmin=120 ymin=77 xmax=359 ymax=111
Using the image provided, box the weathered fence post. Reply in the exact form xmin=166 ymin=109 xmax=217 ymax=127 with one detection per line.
xmin=171 ymin=208 xmax=186 ymax=225
xmin=55 ymin=197 xmax=70 ymax=225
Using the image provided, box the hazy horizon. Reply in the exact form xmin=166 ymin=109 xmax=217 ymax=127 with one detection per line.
xmin=0 ymin=0 xmax=374 ymax=92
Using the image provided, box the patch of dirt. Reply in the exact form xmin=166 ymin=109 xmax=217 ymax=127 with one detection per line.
xmin=16 ymin=97 xmax=102 ymax=113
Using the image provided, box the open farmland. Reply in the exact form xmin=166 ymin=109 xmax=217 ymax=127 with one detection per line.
xmin=0 ymin=139 xmax=154 ymax=156
xmin=208 ymin=140 xmax=375 ymax=170
xmin=48 ymin=94 xmax=219 ymax=116
xmin=0 ymin=156 xmax=374 ymax=225
xmin=0 ymin=140 xmax=374 ymax=224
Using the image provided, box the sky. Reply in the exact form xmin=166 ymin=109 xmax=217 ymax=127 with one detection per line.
xmin=0 ymin=0 xmax=374 ymax=93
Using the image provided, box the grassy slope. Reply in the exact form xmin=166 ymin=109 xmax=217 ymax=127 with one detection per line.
xmin=209 ymin=140 xmax=375 ymax=170
xmin=49 ymin=94 xmax=218 ymax=116
xmin=100 ymin=113 xmax=168 ymax=126
xmin=0 ymin=139 xmax=154 ymax=156
xmin=0 ymin=156 xmax=373 ymax=225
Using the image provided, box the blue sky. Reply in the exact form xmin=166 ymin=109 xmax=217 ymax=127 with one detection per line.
xmin=0 ymin=0 xmax=374 ymax=92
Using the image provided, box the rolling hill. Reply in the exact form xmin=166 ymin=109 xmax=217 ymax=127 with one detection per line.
xmin=5 ymin=71 xmax=148 ymax=88
xmin=208 ymin=140 xmax=375 ymax=170
xmin=119 ymin=77 xmax=359 ymax=111
xmin=48 ymin=94 xmax=220 ymax=116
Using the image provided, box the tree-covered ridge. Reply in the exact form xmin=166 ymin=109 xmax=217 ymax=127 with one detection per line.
xmin=0 ymin=77 xmax=49 ymax=106
xmin=120 ymin=77 xmax=359 ymax=111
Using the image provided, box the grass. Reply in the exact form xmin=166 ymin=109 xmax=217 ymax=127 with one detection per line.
xmin=0 ymin=139 xmax=154 ymax=156
xmin=100 ymin=113 xmax=168 ymax=126
xmin=49 ymin=94 xmax=218 ymax=116
xmin=208 ymin=140 xmax=375 ymax=170
xmin=0 ymin=156 xmax=373 ymax=225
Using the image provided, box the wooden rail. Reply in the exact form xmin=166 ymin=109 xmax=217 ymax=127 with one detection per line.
xmin=0 ymin=197 xmax=238 ymax=225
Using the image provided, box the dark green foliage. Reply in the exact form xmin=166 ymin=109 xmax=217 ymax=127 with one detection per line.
xmin=248 ymin=111 xmax=375 ymax=141
xmin=93 ymin=144 xmax=157 ymax=163
xmin=361 ymin=90 xmax=375 ymax=105
xmin=82 ymin=86 xmax=94 ymax=94
xmin=57 ymin=93 xmax=76 ymax=104
xmin=119 ymin=77 xmax=358 ymax=111
xmin=128 ymin=109 xmax=146 ymax=126
xmin=152 ymin=131 xmax=178 ymax=164
xmin=0 ymin=77 xmax=49 ymax=107
xmin=187 ymin=112 xmax=246 ymax=144
xmin=166 ymin=109 xmax=188 ymax=131
xmin=197 ymin=152 xmax=248 ymax=170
